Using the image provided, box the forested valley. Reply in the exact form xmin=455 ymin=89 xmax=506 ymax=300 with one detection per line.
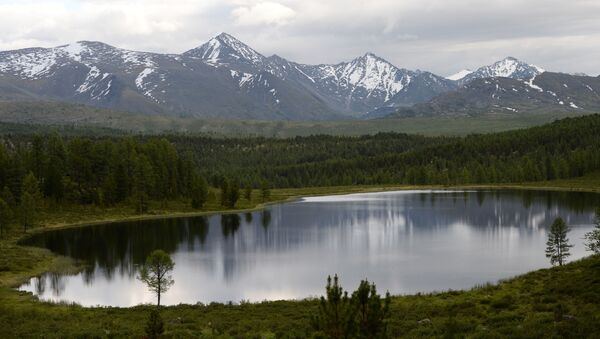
xmin=0 ymin=115 xmax=599 ymax=217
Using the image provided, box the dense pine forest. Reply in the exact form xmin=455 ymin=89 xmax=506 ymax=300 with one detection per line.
xmin=0 ymin=115 xmax=599 ymax=216
xmin=185 ymin=114 xmax=600 ymax=187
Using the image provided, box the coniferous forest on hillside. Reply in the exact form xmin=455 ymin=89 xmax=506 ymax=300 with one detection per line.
xmin=0 ymin=114 xmax=599 ymax=210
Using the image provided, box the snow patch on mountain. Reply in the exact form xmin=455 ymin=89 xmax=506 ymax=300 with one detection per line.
xmin=0 ymin=49 xmax=60 ymax=79
xmin=446 ymin=69 xmax=472 ymax=81
xmin=134 ymin=67 xmax=164 ymax=103
xmin=77 ymin=66 xmax=102 ymax=93
xmin=525 ymin=74 xmax=543 ymax=92
xmin=136 ymin=68 xmax=154 ymax=89
xmin=239 ymin=73 xmax=254 ymax=87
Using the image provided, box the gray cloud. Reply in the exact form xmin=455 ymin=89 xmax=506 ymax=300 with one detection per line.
xmin=0 ymin=0 xmax=599 ymax=76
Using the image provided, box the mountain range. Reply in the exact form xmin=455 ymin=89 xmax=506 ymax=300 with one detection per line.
xmin=0 ymin=33 xmax=598 ymax=121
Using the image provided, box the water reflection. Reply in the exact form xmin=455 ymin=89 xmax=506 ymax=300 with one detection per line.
xmin=19 ymin=190 xmax=599 ymax=306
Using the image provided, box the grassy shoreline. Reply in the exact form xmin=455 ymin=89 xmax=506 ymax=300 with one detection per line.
xmin=3 ymin=176 xmax=600 ymax=287
xmin=1 ymin=175 xmax=600 ymax=337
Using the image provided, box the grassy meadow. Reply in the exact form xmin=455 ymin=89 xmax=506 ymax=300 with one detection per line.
xmin=1 ymin=175 xmax=600 ymax=337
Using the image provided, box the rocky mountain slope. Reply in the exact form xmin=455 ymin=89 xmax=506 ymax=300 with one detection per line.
xmin=449 ymin=57 xmax=545 ymax=86
xmin=387 ymin=72 xmax=600 ymax=118
xmin=0 ymin=33 xmax=454 ymax=120
xmin=1 ymin=35 xmax=598 ymax=121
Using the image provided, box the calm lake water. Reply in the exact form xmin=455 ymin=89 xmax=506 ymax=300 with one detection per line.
xmin=19 ymin=190 xmax=599 ymax=307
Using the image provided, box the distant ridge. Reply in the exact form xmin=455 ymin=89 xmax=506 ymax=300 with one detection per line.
xmin=0 ymin=34 xmax=596 ymax=121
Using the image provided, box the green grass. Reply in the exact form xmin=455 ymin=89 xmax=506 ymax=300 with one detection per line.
xmin=1 ymin=179 xmax=600 ymax=337
xmin=1 ymin=256 xmax=599 ymax=337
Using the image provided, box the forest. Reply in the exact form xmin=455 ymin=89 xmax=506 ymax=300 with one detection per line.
xmin=0 ymin=114 xmax=599 ymax=218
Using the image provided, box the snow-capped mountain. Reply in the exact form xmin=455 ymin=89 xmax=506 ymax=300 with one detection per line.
xmin=183 ymin=33 xmax=269 ymax=71
xmin=452 ymin=57 xmax=544 ymax=85
xmin=387 ymin=72 xmax=600 ymax=118
xmin=2 ymin=35 xmax=596 ymax=121
xmin=0 ymin=33 xmax=460 ymax=120
xmin=276 ymin=53 xmax=455 ymax=115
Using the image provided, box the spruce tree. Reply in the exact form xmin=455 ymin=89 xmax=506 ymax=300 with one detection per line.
xmin=545 ymin=217 xmax=573 ymax=266
xmin=244 ymin=186 xmax=252 ymax=201
xmin=132 ymin=156 xmax=154 ymax=213
xmin=19 ymin=172 xmax=42 ymax=232
xmin=0 ymin=198 xmax=12 ymax=238
xmin=261 ymin=181 xmax=270 ymax=202
xmin=145 ymin=309 xmax=165 ymax=339
xmin=353 ymin=280 xmax=391 ymax=339
xmin=312 ymin=275 xmax=356 ymax=338
xmin=190 ymin=175 xmax=208 ymax=209
xmin=227 ymin=180 xmax=240 ymax=208
xmin=584 ymin=208 xmax=600 ymax=255
xmin=220 ymin=179 xmax=229 ymax=207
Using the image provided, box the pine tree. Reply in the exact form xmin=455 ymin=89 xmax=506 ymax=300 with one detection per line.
xmin=190 ymin=175 xmax=208 ymax=209
xmin=19 ymin=172 xmax=42 ymax=232
xmin=312 ymin=275 xmax=356 ymax=338
xmin=353 ymin=280 xmax=391 ymax=339
xmin=145 ymin=309 xmax=165 ymax=339
xmin=227 ymin=180 xmax=240 ymax=208
xmin=261 ymin=181 xmax=270 ymax=202
xmin=0 ymin=198 xmax=12 ymax=238
xmin=545 ymin=217 xmax=573 ymax=266
xmin=137 ymin=250 xmax=175 ymax=307
xmin=220 ymin=179 xmax=229 ymax=207
xmin=19 ymin=192 xmax=37 ymax=233
xmin=1 ymin=186 xmax=15 ymax=209
xmin=584 ymin=208 xmax=600 ymax=255
xmin=132 ymin=156 xmax=154 ymax=213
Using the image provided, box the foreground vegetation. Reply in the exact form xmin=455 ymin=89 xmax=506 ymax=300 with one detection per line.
xmin=2 ymin=115 xmax=600 ymax=337
xmin=1 ymin=253 xmax=599 ymax=337
xmin=0 ymin=176 xmax=599 ymax=337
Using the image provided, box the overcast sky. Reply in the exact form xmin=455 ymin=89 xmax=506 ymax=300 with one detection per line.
xmin=1 ymin=0 xmax=599 ymax=76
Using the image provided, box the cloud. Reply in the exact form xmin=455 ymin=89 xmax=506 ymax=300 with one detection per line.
xmin=0 ymin=0 xmax=599 ymax=76
xmin=232 ymin=2 xmax=296 ymax=26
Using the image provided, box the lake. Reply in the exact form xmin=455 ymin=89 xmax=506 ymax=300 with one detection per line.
xmin=18 ymin=190 xmax=599 ymax=307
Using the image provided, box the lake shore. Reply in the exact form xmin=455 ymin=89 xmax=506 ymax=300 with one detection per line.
xmin=1 ymin=174 xmax=600 ymax=337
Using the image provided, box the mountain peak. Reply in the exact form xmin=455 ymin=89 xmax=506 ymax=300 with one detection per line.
xmin=452 ymin=56 xmax=545 ymax=84
xmin=214 ymin=32 xmax=240 ymax=43
xmin=184 ymin=32 xmax=265 ymax=67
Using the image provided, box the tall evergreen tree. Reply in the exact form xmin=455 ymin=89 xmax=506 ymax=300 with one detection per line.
xmin=19 ymin=172 xmax=42 ymax=232
xmin=227 ymin=180 xmax=240 ymax=208
xmin=145 ymin=309 xmax=165 ymax=339
xmin=353 ymin=280 xmax=391 ymax=339
xmin=545 ymin=217 xmax=573 ymax=266
xmin=312 ymin=275 xmax=356 ymax=338
xmin=584 ymin=208 xmax=600 ymax=255
xmin=132 ymin=155 xmax=154 ymax=213
xmin=0 ymin=198 xmax=12 ymax=238
xmin=1 ymin=186 xmax=15 ymax=209
xmin=220 ymin=178 xmax=230 ymax=207
xmin=244 ymin=186 xmax=252 ymax=201
xmin=190 ymin=175 xmax=208 ymax=209
xmin=261 ymin=181 xmax=270 ymax=202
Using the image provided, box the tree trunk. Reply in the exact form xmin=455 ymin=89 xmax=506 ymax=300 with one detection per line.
xmin=158 ymin=284 xmax=161 ymax=307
